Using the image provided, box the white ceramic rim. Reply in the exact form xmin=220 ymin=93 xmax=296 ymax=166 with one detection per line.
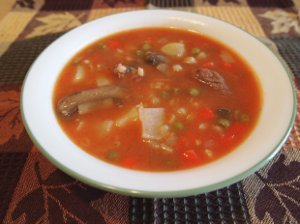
xmin=21 ymin=9 xmax=296 ymax=197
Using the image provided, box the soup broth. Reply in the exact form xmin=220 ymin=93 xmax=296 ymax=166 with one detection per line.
xmin=53 ymin=27 xmax=261 ymax=171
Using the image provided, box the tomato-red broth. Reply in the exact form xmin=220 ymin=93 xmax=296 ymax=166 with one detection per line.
xmin=53 ymin=28 xmax=261 ymax=171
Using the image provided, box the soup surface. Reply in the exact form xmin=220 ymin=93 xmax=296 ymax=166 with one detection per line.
xmin=54 ymin=27 xmax=261 ymax=171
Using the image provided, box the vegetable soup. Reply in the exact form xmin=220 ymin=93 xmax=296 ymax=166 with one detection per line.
xmin=53 ymin=28 xmax=261 ymax=171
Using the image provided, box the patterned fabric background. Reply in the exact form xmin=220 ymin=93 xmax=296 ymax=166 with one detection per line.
xmin=0 ymin=0 xmax=299 ymax=223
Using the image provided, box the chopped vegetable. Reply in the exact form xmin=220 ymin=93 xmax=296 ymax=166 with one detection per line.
xmin=220 ymin=51 xmax=235 ymax=63
xmin=204 ymin=149 xmax=213 ymax=158
xmin=198 ymin=107 xmax=215 ymax=120
xmin=76 ymin=121 xmax=84 ymax=131
xmin=218 ymin=118 xmax=231 ymax=128
xmin=156 ymin=63 xmax=168 ymax=73
xmin=234 ymin=110 xmax=250 ymax=122
xmin=240 ymin=113 xmax=250 ymax=122
xmin=212 ymin=124 xmax=224 ymax=133
xmin=201 ymin=62 xmax=214 ymax=68
xmin=96 ymin=76 xmax=111 ymax=86
xmin=106 ymin=150 xmax=119 ymax=161
xmin=139 ymin=107 xmax=165 ymax=140
xmin=107 ymin=40 xmax=122 ymax=49
xmin=189 ymin=88 xmax=200 ymax=96
xmin=173 ymin=121 xmax=184 ymax=131
xmin=146 ymin=140 xmax=173 ymax=152
xmin=137 ymin=67 xmax=144 ymax=77
xmin=169 ymin=114 xmax=176 ymax=123
xmin=115 ymin=63 xmax=127 ymax=73
xmin=161 ymin=42 xmax=185 ymax=57
xmin=160 ymin=124 xmax=170 ymax=136
xmin=198 ymin=123 xmax=207 ymax=130
xmin=73 ymin=65 xmax=85 ymax=82
xmin=182 ymin=150 xmax=199 ymax=163
xmin=150 ymin=95 xmax=160 ymax=105
xmin=98 ymin=120 xmax=114 ymax=136
xmin=142 ymin=43 xmax=152 ymax=51
xmin=184 ymin=57 xmax=196 ymax=64
xmin=116 ymin=106 xmax=139 ymax=127
xmin=197 ymin=52 xmax=207 ymax=59
xmin=177 ymin=107 xmax=187 ymax=115
xmin=222 ymin=122 xmax=245 ymax=146
xmin=160 ymin=90 xmax=169 ymax=99
xmin=173 ymin=64 xmax=183 ymax=72
xmin=98 ymin=43 xmax=107 ymax=49
xmin=191 ymin=48 xmax=201 ymax=55
xmin=121 ymin=158 xmax=137 ymax=168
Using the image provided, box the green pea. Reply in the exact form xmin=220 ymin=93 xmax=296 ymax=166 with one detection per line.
xmin=191 ymin=48 xmax=201 ymax=55
xmin=189 ymin=88 xmax=200 ymax=96
xmin=161 ymin=91 xmax=169 ymax=99
xmin=198 ymin=52 xmax=207 ymax=59
xmin=142 ymin=43 xmax=152 ymax=51
xmin=240 ymin=113 xmax=250 ymax=122
xmin=173 ymin=121 xmax=185 ymax=131
xmin=106 ymin=150 xmax=119 ymax=161
xmin=98 ymin=43 xmax=107 ymax=49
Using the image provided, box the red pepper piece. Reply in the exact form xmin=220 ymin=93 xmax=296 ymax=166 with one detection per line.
xmin=198 ymin=107 xmax=215 ymax=121
xmin=121 ymin=158 xmax=136 ymax=169
xmin=182 ymin=149 xmax=199 ymax=163
xmin=223 ymin=62 xmax=232 ymax=69
xmin=107 ymin=40 xmax=122 ymax=49
xmin=201 ymin=62 xmax=214 ymax=68
xmin=222 ymin=122 xmax=245 ymax=147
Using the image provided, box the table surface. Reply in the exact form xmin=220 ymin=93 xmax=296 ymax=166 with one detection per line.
xmin=0 ymin=0 xmax=299 ymax=223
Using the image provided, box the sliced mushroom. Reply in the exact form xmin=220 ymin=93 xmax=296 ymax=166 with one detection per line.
xmin=144 ymin=51 xmax=167 ymax=66
xmin=57 ymin=85 xmax=127 ymax=117
xmin=192 ymin=68 xmax=231 ymax=95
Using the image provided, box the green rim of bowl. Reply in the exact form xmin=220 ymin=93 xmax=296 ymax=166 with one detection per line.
xmin=20 ymin=10 xmax=297 ymax=198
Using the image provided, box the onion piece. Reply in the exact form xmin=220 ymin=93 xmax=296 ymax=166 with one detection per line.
xmin=73 ymin=65 xmax=85 ymax=82
xmin=220 ymin=51 xmax=235 ymax=63
xmin=98 ymin=120 xmax=114 ymax=136
xmin=115 ymin=106 xmax=139 ymax=127
xmin=161 ymin=42 xmax=185 ymax=57
xmin=139 ymin=107 xmax=165 ymax=140
xmin=96 ymin=76 xmax=111 ymax=86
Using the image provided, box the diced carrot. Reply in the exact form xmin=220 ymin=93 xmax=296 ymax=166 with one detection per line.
xmin=223 ymin=62 xmax=232 ymax=69
xmin=201 ymin=62 xmax=214 ymax=68
xmin=107 ymin=40 xmax=122 ymax=49
xmin=182 ymin=150 xmax=199 ymax=163
xmin=222 ymin=122 xmax=245 ymax=147
xmin=198 ymin=107 xmax=215 ymax=121
xmin=120 ymin=158 xmax=136 ymax=168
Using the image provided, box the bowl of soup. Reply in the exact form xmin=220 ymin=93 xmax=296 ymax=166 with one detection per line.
xmin=21 ymin=10 xmax=296 ymax=197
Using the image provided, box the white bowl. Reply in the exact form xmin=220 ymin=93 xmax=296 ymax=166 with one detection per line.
xmin=21 ymin=10 xmax=296 ymax=197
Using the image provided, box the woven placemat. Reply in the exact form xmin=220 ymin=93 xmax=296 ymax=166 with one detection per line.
xmin=0 ymin=153 xmax=27 ymax=223
xmin=0 ymin=32 xmax=64 ymax=86
xmin=149 ymin=0 xmax=193 ymax=7
xmin=272 ymin=37 xmax=300 ymax=87
xmin=130 ymin=183 xmax=250 ymax=223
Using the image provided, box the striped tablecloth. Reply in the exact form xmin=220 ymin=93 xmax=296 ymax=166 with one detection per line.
xmin=0 ymin=1 xmax=299 ymax=223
